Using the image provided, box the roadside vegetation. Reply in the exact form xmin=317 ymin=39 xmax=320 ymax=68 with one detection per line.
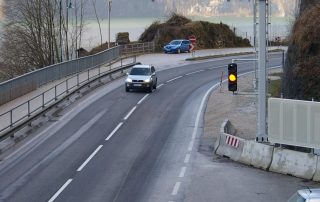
xmin=139 ymin=13 xmax=251 ymax=51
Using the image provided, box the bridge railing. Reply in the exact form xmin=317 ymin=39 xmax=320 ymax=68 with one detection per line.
xmin=0 ymin=46 xmax=121 ymax=106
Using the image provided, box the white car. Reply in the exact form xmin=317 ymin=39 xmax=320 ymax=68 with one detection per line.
xmin=125 ymin=64 xmax=157 ymax=93
xmin=288 ymin=188 xmax=320 ymax=202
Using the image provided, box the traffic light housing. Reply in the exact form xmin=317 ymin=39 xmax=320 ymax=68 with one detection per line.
xmin=228 ymin=63 xmax=237 ymax=92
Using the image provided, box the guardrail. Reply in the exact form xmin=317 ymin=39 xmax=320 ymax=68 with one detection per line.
xmin=0 ymin=46 xmax=121 ymax=106
xmin=0 ymin=56 xmax=137 ymax=140
xmin=121 ymin=42 xmax=155 ymax=55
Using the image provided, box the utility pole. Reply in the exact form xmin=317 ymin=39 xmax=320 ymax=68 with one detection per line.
xmin=108 ymin=0 xmax=112 ymax=49
xmin=59 ymin=0 xmax=63 ymax=62
xmin=257 ymin=0 xmax=267 ymax=142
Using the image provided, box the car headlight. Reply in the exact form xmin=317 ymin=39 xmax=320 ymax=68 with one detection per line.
xmin=144 ymin=78 xmax=151 ymax=83
xmin=126 ymin=78 xmax=132 ymax=82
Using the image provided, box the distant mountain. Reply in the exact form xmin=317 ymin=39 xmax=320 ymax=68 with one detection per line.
xmin=91 ymin=0 xmax=299 ymax=18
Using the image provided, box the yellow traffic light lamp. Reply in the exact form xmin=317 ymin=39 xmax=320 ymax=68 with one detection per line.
xmin=228 ymin=63 xmax=237 ymax=92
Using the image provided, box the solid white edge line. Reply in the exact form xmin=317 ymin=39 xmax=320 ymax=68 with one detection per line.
xmin=77 ymin=145 xmax=103 ymax=172
xmin=167 ymin=76 xmax=183 ymax=83
xmin=137 ymin=94 xmax=149 ymax=105
xmin=124 ymin=106 xmax=137 ymax=120
xmin=179 ymin=167 xmax=187 ymax=178
xmin=105 ymin=122 xmax=123 ymax=141
xmin=171 ymin=182 xmax=181 ymax=195
xmin=48 ymin=179 xmax=73 ymax=202
xmin=184 ymin=154 xmax=191 ymax=163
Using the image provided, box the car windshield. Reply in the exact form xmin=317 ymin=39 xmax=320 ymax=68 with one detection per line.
xmin=169 ymin=41 xmax=181 ymax=45
xmin=129 ymin=68 xmax=151 ymax=76
xmin=287 ymin=193 xmax=306 ymax=202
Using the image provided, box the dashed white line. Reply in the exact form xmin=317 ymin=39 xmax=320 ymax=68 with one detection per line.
xmin=184 ymin=154 xmax=191 ymax=163
xmin=166 ymin=76 xmax=183 ymax=83
xmin=171 ymin=182 xmax=181 ymax=195
xmin=188 ymin=140 xmax=194 ymax=152
xmin=185 ymin=70 xmax=204 ymax=76
xmin=77 ymin=145 xmax=103 ymax=172
xmin=179 ymin=167 xmax=187 ymax=178
xmin=48 ymin=179 xmax=73 ymax=202
xmin=137 ymin=94 xmax=149 ymax=105
xmin=124 ymin=106 xmax=137 ymax=120
xmin=105 ymin=122 xmax=123 ymax=141
xmin=157 ymin=83 xmax=164 ymax=88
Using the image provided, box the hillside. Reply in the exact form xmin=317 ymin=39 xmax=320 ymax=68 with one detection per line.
xmin=282 ymin=2 xmax=320 ymax=100
xmin=139 ymin=14 xmax=250 ymax=51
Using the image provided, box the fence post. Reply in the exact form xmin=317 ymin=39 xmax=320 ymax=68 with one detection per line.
xmin=28 ymin=100 xmax=31 ymax=117
xmin=42 ymin=92 xmax=45 ymax=108
xmin=66 ymin=79 xmax=69 ymax=93
xmin=10 ymin=110 xmax=13 ymax=127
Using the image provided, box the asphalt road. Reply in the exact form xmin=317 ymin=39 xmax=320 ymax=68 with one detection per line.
xmin=0 ymin=54 xmax=288 ymax=202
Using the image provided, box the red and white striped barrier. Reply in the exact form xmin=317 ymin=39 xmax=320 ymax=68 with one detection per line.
xmin=226 ymin=135 xmax=240 ymax=148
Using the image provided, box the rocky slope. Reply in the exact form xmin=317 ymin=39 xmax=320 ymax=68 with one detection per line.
xmin=282 ymin=1 xmax=320 ymax=100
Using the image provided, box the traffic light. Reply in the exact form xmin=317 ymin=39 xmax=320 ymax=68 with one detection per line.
xmin=228 ymin=63 xmax=237 ymax=92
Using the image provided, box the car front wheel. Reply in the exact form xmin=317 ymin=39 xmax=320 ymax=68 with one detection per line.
xmin=125 ymin=86 xmax=129 ymax=92
xmin=153 ymin=80 xmax=157 ymax=89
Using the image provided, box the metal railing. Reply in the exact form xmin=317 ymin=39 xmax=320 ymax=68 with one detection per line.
xmin=121 ymin=42 xmax=155 ymax=55
xmin=0 ymin=46 xmax=121 ymax=106
xmin=0 ymin=56 xmax=137 ymax=138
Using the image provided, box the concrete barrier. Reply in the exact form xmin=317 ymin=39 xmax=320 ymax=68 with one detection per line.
xmin=215 ymin=133 xmax=245 ymax=161
xmin=270 ymin=147 xmax=317 ymax=180
xmin=312 ymin=156 xmax=320 ymax=181
xmin=239 ymin=141 xmax=273 ymax=170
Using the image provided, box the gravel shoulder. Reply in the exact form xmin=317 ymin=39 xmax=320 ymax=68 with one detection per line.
xmin=204 ymin=72 xmax=257 ymax=143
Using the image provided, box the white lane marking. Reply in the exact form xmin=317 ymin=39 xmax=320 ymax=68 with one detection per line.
xmin=105 ymin=122 xmax=123 ymax=141
xmin=77 ymin=145 xmax=103 ymax=172
xmin=185 ymin=70 xmax=205 ymax=76
xmin=137 ymin=94 xmax=149 ymax=105
xmin=124 ymin=106 xmax=137 ymax=120
xmin=207 ymin=65 xmax=225 ymax=70
xmin=157 ymin=83 xmax=164 ymax=88
xmin=166 ymin=76 xmax=183 ymax=83
xmin=179 ymin=167 xmax=187 ymax=178
xmin=188 ymin=140 xmax=194 ymax=152
xmin=48 ymin=179 xmax=73 ymax=202
xmin=184 ymin=154 xmax=191 ymax=163
xmin=171 ymin=182 xmax=181 ymax=195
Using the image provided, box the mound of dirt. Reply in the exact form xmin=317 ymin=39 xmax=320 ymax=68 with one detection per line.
xmin=282 ymin=3 xmax=320 ymax=100
xmin=139 ymin=13 xmax=251 ymax=51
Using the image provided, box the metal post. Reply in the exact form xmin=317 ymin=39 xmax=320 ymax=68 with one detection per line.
xmin=257 ymin=0 xmax=267 ymax=142
xmin=42 ymin=93 xmax=45 ymax=108
xmin=253 ymin=0 xmax=258 ymax=82
xmin=108 ymin=1 xmax=112 ymax=49
xmin=66 ymin=79 xmax=69 ymax=93
xmin=28 ymin=101 xmax=30 ymax=117
xmin=55 ymin=86 xmax=57 ymax=100
xmin=59 ymin=0 xmax=63 ymax=62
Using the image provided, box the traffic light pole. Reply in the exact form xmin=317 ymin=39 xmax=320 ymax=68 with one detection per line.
xmin=257 ymin=0 xmax=267 ymax=142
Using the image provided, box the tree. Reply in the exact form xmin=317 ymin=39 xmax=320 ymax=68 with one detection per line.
xmin=0 ymin=0 xmax=86 ymax=79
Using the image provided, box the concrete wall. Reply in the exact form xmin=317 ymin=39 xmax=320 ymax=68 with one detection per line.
xmin=215 ymin=119 xmax=320 ymax=182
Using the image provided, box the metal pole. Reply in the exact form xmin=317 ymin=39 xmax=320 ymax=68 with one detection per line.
xmin=60 ymin=0 xmax=63 ymax=62
xmin=108 ymin=1 xmax=112 ymax=49
xmin=257 ymin=0 xmax=267 ymax=142
xmin=254 ymin=0 xmax=258 ymax=82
